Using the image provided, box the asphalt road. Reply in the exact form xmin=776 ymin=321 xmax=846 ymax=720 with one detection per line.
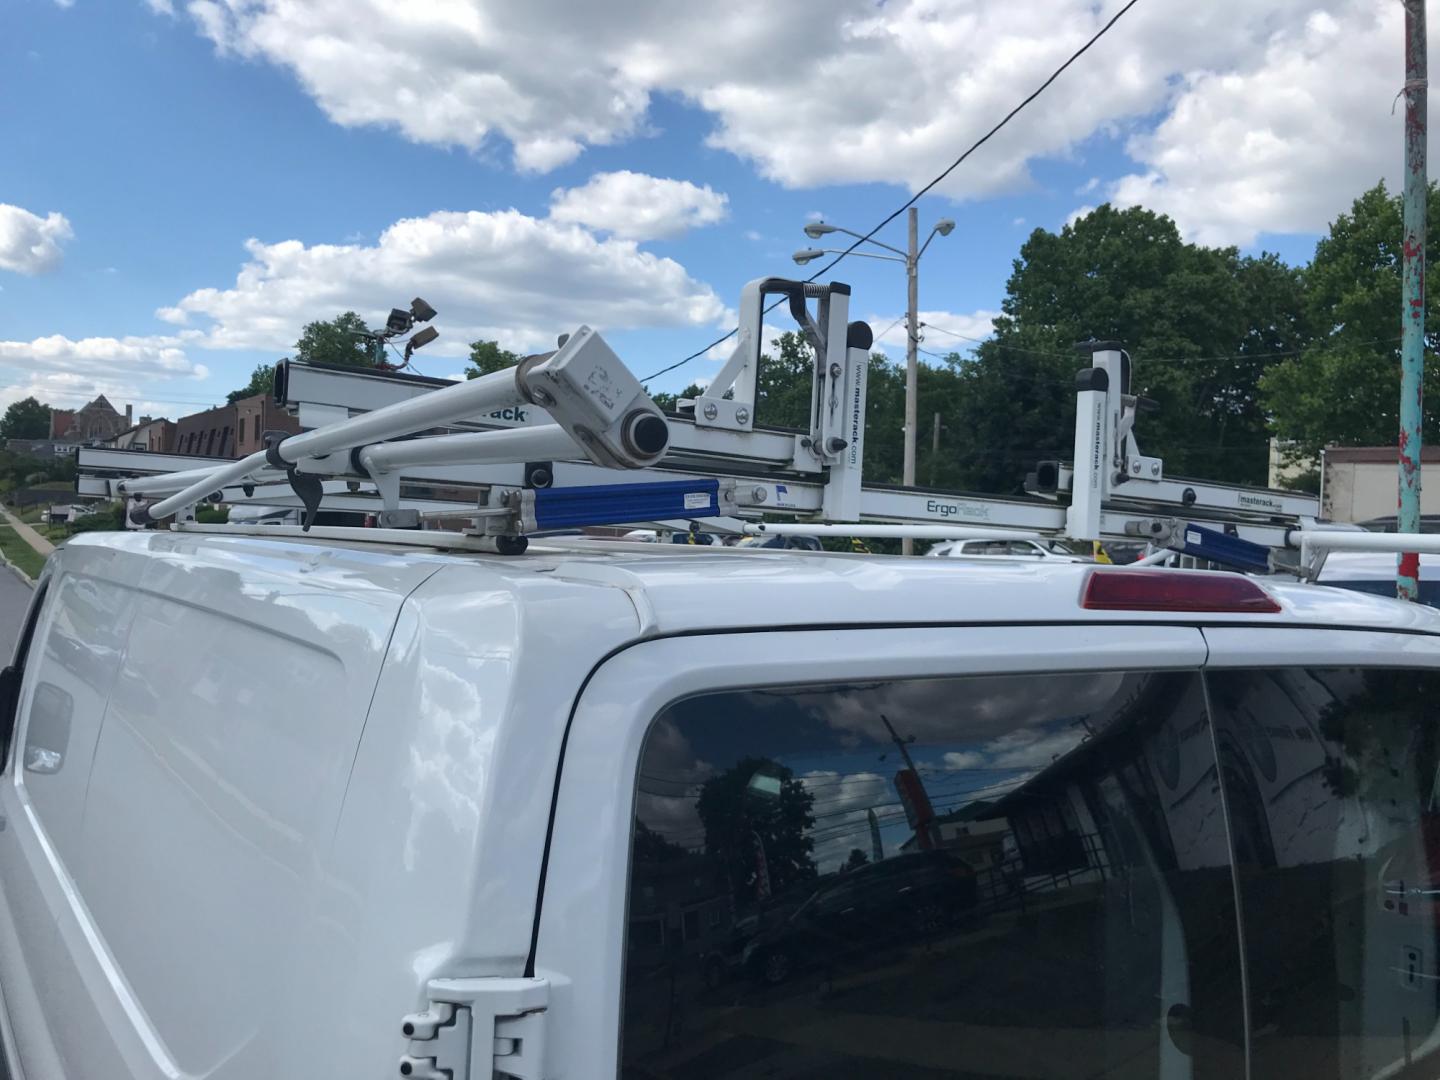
xmin=0 ymin=566 xmax=32 ymax=662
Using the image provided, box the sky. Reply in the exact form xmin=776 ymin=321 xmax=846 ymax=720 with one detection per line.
xmin=0 ymin=0 xmax=1427 ymax=423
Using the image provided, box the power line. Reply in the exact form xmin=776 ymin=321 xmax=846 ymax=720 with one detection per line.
xmin=640 ymin=0 xmax=1143 ymax=384
xmin=920 ymin=323 xmax=1408 ymax=367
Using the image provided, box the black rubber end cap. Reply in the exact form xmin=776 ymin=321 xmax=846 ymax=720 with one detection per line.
xmin=128 ymin=505 xmax=153 ymax=526
xmin=846 ymin=321 xmax=874 ymax=351
xmin=630 ymin=413 xmax=670 ymax=456
xmin=1074 ymin=367 xmax=1109 ymax=392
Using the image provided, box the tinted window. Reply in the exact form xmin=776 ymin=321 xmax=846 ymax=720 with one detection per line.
xmin=624 ymin=671 xmax=1245 ymax=1078
xmin=1208 ymin=668 xmax=1440 ymax=1080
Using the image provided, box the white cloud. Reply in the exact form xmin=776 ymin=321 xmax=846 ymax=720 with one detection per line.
xmin=704 ymin=322 xmax=788 ymax=362
xmin=145 ymin=0 xmax=175 ymax=14
xmin=155 ymin=0 xmax=1344 ymax=224
xmin=154 ymin=0 xmax=1411 ymax=243
xmin=943 ymin=750 xmax=986 ymax=770
xmin=0 ymin=334 xmax=207 ymax=414
xmin=1077 ymin=177 xmax=1100 ymax=195
xmin=52 ymin=0 xmax=74 ymax=8
xmin=161 ymin=208 xmax=727 ymax=356
xmin=1112 ymin=1 xmax=1414 ymax=246
xmin=801 ymin=770 xmax=893 ymax=872
xmin=1011 ymin=217 xmax=1026 ymax=227
xmin=744 ymin=230 xmax=763 ymax=242
xmin=1065 ymin=205 xmax=1096 ymax=229
xmin=869 ymin=310 xmax=1001 ymax=354
xmin=0 ymin=204 xmax=73 ymax=275
xmin=548 ymin=171 xmax=727 ymax=241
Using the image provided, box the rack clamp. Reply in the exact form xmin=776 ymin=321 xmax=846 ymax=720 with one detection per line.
xmin=264 ymin=431 xmax=324 ymax=531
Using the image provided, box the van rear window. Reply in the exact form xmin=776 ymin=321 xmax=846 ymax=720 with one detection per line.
xmin=622 ymin=666 xmax=1440 ymax=1077
xmin=1207 ymin=667 xmax=1440 ymax=1079
xmin=622 ymin=670 xmax=1246 ymax=1078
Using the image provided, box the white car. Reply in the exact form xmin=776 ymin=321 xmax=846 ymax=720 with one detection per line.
xmin=3 ymin=531 xmax=1439 ymax=1080
xmin=926 ymin=537 xmax=1092 ymax=561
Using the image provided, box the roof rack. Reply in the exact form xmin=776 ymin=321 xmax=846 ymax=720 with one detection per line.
xmin=75 ymin=274 xmax=1416 ymax=576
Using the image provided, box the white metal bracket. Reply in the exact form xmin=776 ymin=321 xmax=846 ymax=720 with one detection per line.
xmin=399 ymin=976 xmax=549 ymax=1080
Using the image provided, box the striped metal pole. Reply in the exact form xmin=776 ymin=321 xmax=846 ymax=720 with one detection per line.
xmin=1399 ymin=0 xmax=1428 ymax=600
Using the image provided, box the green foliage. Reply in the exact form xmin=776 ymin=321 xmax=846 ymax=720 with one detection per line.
xmin=294 ymin=311 xmax=379 ymax=368
xmin=227 ymin=363 xmax=276 ymax=404
xmin=0 ymin=527 xmax=46 ymax=580
xmin=696 ymin=756 xmax=817 ymax=899
xmin=951 ymin=204 xmax=1311 ymax=491
xmin=1277 ymin=469 xmax=1321 ymax=495
xmin=1262 ymin=181 xmax=1440 ymax=457
xmin=69 ymin=503 xmax=127 ymax=533
xmin=633 ymin=821 xmax=686 ymax=863
xmin=0 ymin=397 xmax=52 ymax=441
xmin=465 ymin=340 xmax=524 ymax=379
xmin=0 ymin=450 xmax=74 ymax=497
xmin=195 ymin=505 xmax=230 ymax=524
xmin=843 ymin=848 xmax=870 ymax=871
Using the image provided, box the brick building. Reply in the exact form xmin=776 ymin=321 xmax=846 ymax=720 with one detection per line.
xmin=172 ymin=394 xmax=300 ymax=459
xmin=50 ymin=395 xmax=131 ymax=443
xmin=233 ymin=393 xmax=300 ymax=457
xmin=107 ymin=417 xmax=175 ymax=453
xmin=174 ymin=404 xmax=237 ymax=459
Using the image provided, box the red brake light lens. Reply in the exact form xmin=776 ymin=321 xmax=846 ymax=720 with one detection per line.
xmin=1082 ymin=568 xmax=1282 ymax=613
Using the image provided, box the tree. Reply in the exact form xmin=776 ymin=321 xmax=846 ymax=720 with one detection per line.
xmin=465 ymin=340 xmax=523 ymax=379
xmin=695 ymin=757 xmax=817 ymax=900
xmin=843 ymin=848 xmax=870 ymax=872
xmin=293 ymin=311 xmax=379 ymax=368
xmin=0 ymin=397 xmax=51 ymax=441
xmin=1262 ymin=181 xmax=1440 ymax=458
xmin=633 ymin=820 xmax=687 ymax=864
xmin=227 ymin=363 xmax=276 ymax=404
xmin=952 ymin=204 xmax=1310 ymax=491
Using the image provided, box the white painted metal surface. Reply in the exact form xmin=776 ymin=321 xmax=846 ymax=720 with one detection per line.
xmin=4 ymin=530 xmax=1440 ymax=1079
xmin=535 ymin=624 xmax=1210 ymax=1079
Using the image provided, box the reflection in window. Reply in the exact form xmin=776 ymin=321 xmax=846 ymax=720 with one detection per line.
xmin=1209 ymin=668 xmax=1440 ymax=1080
xmin=624 ymin=671 xmax=1244 ymax=1078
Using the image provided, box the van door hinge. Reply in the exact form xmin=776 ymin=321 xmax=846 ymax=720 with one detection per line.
xmin=398 ymin=976 xmax=549 ymax=1080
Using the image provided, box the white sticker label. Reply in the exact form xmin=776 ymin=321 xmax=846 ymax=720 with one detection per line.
xmin=1185 ymin=530 xmax=1202 ymax=545
xmin=683 ymin=492 xmax=710 ymax=510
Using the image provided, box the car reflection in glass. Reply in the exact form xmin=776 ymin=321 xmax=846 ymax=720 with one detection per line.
xmin=741 ymin=850 xmax=979 ymax=985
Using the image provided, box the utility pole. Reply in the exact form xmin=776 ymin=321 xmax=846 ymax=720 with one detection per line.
xmin=929 ymin=411 xmax=942 ymax=487
xmin=1399 ymin=0 xmax=1428 ymax=601
xmin=903 ymin=207 xmax=920 ymax=555
xmin=881 ymin=712 xmax=934 ymax=850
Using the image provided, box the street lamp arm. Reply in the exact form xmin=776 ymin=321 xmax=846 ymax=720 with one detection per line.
xmin=825 ymin=224 xmax=909 ymax=259
xmin=816 ymin=248 xmax=907 ymax=264
xmin=916 ymin=226 xmax=946 ymax=262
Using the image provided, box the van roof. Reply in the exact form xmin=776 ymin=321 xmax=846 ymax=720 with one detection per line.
xmin=61 ymin=530 xmax=1440 ymax=638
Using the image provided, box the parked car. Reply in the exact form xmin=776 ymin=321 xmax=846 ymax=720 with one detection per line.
xmin=742 ymin=851 xmax=979 ymax=984
xmin=927 ymin=537 xmax=1092 ymax=561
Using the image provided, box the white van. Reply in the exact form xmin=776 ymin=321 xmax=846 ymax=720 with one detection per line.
xmin=5 ymin=528 xmax=1440 ymax=1080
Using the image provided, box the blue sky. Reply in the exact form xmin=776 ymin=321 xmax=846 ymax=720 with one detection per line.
xmin=0 ymin=0 xmax=1416 ymax=421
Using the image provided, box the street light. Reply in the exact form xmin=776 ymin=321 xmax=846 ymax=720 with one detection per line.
xmin=798 ymin=210 xmax=955 ymax=553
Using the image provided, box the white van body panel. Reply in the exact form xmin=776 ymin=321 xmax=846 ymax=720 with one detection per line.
xmin=310 ymin=562 xmax=637 ymax=1078
xmin=6 ymin=531 xmax=1440 ymax=1078
xmin=1 ymin=534 xmax=646 ymax=1080
xmin=535 ymin=623 xmax=1210 ymax=1080
xmin=1 ymin=532 xmax=442 ymax=1079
